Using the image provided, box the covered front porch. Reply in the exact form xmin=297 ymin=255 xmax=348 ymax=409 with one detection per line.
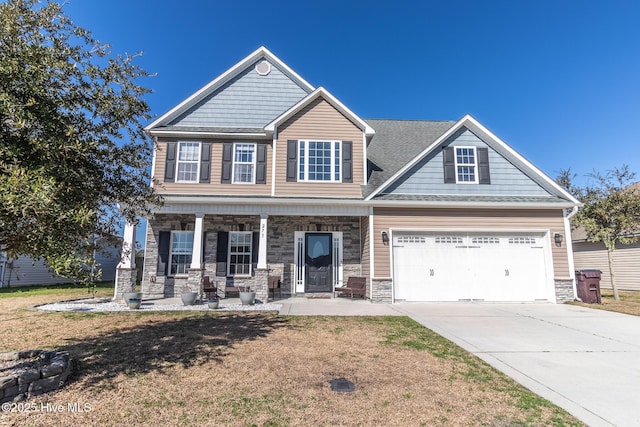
xmin=115 ymin=201 xmax=370 ymax=303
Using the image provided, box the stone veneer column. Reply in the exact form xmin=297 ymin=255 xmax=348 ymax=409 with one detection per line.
xmin=254 ymin=268 xmax=269 ymax=303
xmin=114 ymin=268 xmax=136 ymax=301
xmin=554 ymin=279 xmax=575 ymax=302
xmin=370 ymin=278 xmax=393 ymax=303
xmin=186 ymin=268 xmax=204 ymax=298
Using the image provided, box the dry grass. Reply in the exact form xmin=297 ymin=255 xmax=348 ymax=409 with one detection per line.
xmin=0 ymin=289 xmax=583 ymax=426
xmin=571 ymin=289 xmax=640 ymax=316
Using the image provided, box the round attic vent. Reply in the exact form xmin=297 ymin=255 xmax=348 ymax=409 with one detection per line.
xmin=255 ymin=60 xmax=271 ymax=76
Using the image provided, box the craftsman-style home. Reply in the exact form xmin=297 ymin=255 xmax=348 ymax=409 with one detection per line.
xmin=115 ymin=47 xmax=580 ymax=303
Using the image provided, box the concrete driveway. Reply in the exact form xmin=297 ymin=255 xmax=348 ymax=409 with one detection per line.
xmin=393 ymin=303 xmax=640 ymax=427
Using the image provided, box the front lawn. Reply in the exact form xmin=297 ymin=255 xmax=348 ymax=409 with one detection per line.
xmin=0 ymin=290 xmax=583 ymax=426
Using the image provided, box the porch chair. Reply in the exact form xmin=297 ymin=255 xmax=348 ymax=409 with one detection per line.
xmin=202 ymin=276 xmax=219 ymax=301
xmin=334 ymin=276 xmax=367 ymax=299
xmin=268 ymin=275 xmax=282 ymax=300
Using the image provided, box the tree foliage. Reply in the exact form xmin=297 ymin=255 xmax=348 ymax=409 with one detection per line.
xmin=558 ymin=166 xmax=640 ymax=300
xmin=0 ymin=0 xmax=160 ymax=282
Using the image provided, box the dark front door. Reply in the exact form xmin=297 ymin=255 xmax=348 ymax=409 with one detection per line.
xmin=305 ymin=233 xmax=333 ymax=292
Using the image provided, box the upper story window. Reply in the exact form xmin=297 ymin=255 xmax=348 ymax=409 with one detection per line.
xmin=298 ymin=140 xmax=341 ymax=182
xmin=232 ymin=143 xmax=256 ymax=184
xmin=176 ymin=142 xmax=201 ymax=182
xmin=455 ymin=147 xmax=478 ymax=184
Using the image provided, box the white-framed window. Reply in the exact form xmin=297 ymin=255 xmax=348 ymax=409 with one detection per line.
xmin=298 ymin=140 xmax=341 ymax=182
xmin=455 ymin=146 xmax=478 ymax=184
xmin=170 ymin=231 xmax=193 ymax=275
xmin=176 ymin=142 xmax=200 ymax=182
xmin=232 ymin=143 xmax=256 ymax=184
xmin=228 ymin=231 xmax=252 ymax=276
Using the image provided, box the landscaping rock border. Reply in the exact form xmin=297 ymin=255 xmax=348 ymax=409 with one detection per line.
xmin=0 ymin=350 xmax=71 ymax=403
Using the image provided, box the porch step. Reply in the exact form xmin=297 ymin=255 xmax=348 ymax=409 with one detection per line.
xmin=303 ymin=293 xmax=333 ymax=299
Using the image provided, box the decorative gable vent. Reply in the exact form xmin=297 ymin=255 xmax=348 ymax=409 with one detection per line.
xmin=255 ymin=60 xmax=271 ymax=76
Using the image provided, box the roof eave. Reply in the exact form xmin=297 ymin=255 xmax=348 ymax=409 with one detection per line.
xmin=148 ymin=129 xmax=271 ymax=139
xmin=369 ymin=199 xmax=577 ymax=209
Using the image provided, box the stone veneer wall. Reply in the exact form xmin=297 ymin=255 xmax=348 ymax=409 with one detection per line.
xmin=0 ymin=350 xmax=71 ymax=403
xmin=143 ymin=214 xmax=363 ymax=298
xmin=554 ymin=279 xmax=575 ymax=303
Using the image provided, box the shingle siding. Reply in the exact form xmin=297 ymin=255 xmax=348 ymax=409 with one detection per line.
xmin=169 ymin=60 xmax=309 ymax=129
xmin=386 ymin=128 xmax=552 ymax=196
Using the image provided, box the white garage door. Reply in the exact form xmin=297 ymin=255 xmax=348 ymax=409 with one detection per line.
xmin=393 ymin=232 xmax=550 ymax=302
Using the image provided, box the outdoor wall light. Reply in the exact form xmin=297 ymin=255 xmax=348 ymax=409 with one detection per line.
xmin=554 ymin=232 xmax=563 ymax=246
xmin=381 ymin=231 xmax=389 ymax=245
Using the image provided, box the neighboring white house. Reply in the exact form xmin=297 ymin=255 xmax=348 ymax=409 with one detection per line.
xmin=0 ymin=246 xmax=119 ymax=287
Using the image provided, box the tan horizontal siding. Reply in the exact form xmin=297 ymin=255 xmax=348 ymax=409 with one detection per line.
xmin=361 ymin=216 xmax=370 ymax=279
xmin=372 ymin=207 xmax=568 ymax=278
xmin=154 ymin=139 xmax=272 ymax=196
xmin=275 ymin=98 xmax=364 ymax=198
xmin=573 ymin=241 xmax=640 ymax=291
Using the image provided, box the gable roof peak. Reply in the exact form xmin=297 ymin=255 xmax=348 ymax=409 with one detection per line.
xmin=146 ymin=46 xmax=315 ymax=132
xmin=265 ymin=86 xmax=375 ymax=136
xmin=365 ymin=114 xmax=580 ymax=205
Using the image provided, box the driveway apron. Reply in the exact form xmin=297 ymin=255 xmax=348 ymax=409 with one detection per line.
xmin=392 ymin=303 xmax=640 ymax=427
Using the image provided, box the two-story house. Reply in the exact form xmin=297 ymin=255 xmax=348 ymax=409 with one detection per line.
xmin=115 ymin=47 xmax=581 ymax=304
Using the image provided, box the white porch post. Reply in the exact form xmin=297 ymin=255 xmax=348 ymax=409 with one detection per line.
xmin=190 ymin=212 xmax=204 ymax=269
xmin=115 ymin=221 xmax=137 ymax=300
xmin=118 ymin=222 xmax=136 ymax=269
xmin=258 ymin=213 xmax=268 ymax=269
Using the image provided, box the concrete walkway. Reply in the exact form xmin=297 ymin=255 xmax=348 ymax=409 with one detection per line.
xmin=278 ymin=296 xmax=401 ymax=316
xmin=393 ymin=303 xmax=640 ymax=427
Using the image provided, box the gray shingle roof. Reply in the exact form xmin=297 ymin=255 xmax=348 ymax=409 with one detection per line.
xmin=363 ymin=119 xmax=456 ymax=197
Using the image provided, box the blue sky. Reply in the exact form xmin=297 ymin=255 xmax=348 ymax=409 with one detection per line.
xmin=64 ymin=0 xmax=640 ymax=186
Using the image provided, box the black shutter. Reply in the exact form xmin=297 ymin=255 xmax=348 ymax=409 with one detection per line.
xmin=216 ymin=231 xmax=229 ymax=276
xmin=221 ymin=143 xmax=233 ymax=184
xmin=251 ymin=231 xmax=259 ymax=276
xmin=157 ymin=231 xmax=170 ymax=276
xmin=200 ymin=143 xmax=211 ymax=183
xmin=342 ymin=141 xmax=353 ymax=183
xmin=443 ymin=147 xmax=455 ymax=183
xmin=477 ymin=147 xmax=491 ymax=184
xmin=202 ymin=232 xmax=207 ymax=264
xmin=286 ymin=140 xmax=297 ymax=182
xmin=164 ymin=142 xmax=177 ymax=182
xmin=256 ymin=144 xmax=267 ymax=184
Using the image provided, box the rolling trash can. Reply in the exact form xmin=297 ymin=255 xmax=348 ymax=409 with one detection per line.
xmin=575 ymin=270 xmax=602 ymax=303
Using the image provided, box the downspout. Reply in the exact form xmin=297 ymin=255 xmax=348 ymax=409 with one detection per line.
xmin=564 ymin=206 xmax=579 ymax=301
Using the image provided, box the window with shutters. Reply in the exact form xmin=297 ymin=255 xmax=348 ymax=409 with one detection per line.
xmin=455 ymin=146 xmax=478 ymax=183
xmin=228 ymin=231 xmax=252 ymax=276
xmin=298 ymin=140 xmax=341 ymax=182
xmin=170 ymin=231 xmax=193 ymax=275
xmin=176 ymin=142 xmax=200 ymax=182
xmin=232 ymin=143 xmax=256 ymax=184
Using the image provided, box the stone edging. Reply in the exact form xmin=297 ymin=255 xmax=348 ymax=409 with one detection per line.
xmin=0 ymin=350 xmax=71 ymax=403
